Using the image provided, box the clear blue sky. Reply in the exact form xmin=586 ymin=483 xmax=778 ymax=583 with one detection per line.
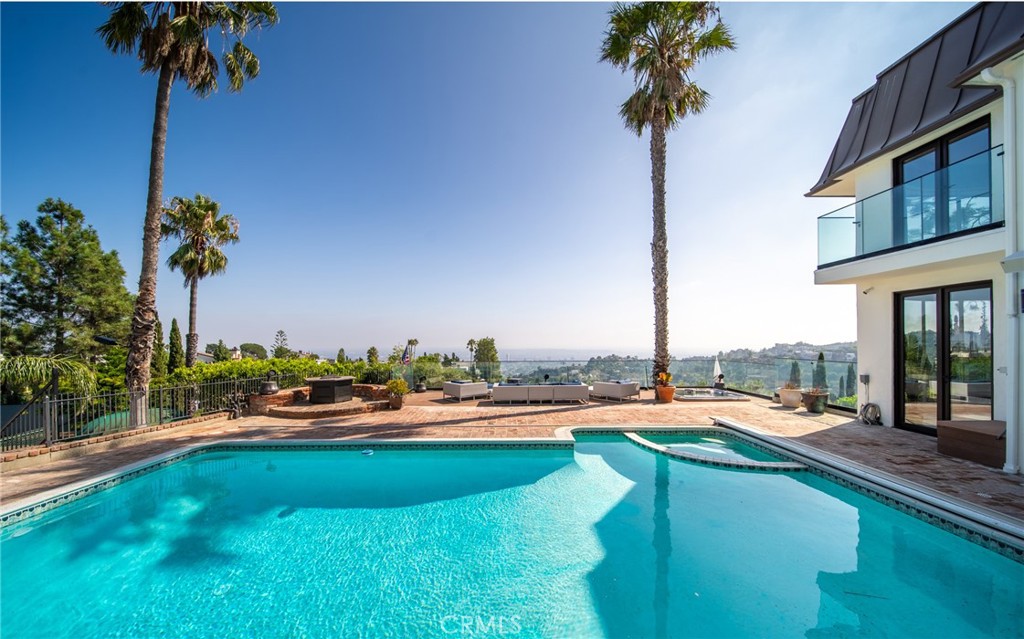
xmin=1 ymin=2 xmax=972 ymax=358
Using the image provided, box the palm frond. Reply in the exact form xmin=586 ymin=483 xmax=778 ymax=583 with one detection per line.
xmin=100 ymin=1 xmax=278 ymax=97
xmin=223 ymin=41 xmax=260 ymax=91
xmin=599 ymin=1 xmax=735 ymax=134
xmin=0 ymin=355 xmax=95 ymax=395
xmin=96 ymin=3 xmax=149 ymax=55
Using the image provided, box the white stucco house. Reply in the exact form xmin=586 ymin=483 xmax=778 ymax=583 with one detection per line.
xmin=808 ymin=2 xmax=1023 ymax=474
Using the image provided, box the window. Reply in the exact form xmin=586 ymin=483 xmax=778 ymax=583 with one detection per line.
xmin=893 ymin=117 xmax=993 ymax=244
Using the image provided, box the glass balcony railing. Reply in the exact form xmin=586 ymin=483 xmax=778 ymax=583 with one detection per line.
xmin=817 ymin=145 xmax=1004 ymax=267
xmin=390 ymin=356 xmax=859 ymax=406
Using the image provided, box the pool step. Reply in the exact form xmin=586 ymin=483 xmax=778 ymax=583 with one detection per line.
xmin=624 ymin=431 xmax=807 ymax=473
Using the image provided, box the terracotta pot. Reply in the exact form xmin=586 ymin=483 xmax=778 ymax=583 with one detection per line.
xmin=800 ymin=391 xmax=829 ymax=413
xmin=389 ymin=395 xmax=404 ymax=410
xmin=655 ymin=385 xmax=677 ymax=403
xmin=777 ymin=388 xmax=803 ymax=408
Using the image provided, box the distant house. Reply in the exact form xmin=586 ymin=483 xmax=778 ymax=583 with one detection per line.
xmin=196 ymin=352 xmax=215 ymax=364
xmin=808 ymin=2 xmax=1022 ymax=474
xmin=230 ymin=347 xmax=242 ymax=361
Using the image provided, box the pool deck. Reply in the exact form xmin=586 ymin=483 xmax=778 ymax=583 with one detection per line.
xmin=2 ymin=390 xmax=1021 ymax=524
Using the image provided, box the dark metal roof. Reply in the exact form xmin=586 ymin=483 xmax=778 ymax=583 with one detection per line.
xmin=808 ymin=2 xmax=1024 ymax=196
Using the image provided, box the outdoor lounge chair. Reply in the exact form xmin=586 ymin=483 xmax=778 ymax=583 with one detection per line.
xmin=591 ymin=381 xmax=640 ymax=401
xmin=442 ymin=381 xmax=490 ymax=402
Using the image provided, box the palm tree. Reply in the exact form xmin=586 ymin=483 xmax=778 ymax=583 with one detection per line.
xmin=466 ymin=338 xmax=477 ymax=379
xmin=600 ymin=2 xmax=734 ymax=380
xmin=161 ymin=194 xmax=240 ymax=367
xmin=98 ymin=2 xmax=277 ymax=424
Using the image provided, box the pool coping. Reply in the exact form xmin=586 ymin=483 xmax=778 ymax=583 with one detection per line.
xmin=1 ymin=425 xmax=1021 ymax=563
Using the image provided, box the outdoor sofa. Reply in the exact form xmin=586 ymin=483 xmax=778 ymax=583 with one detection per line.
xmin=590 ymin=381 xmax=641 ymax=401
xmin=442 ymin=381 xmax=490 ymax=402
xmin=491 ymin=383 xmax=589 ymax=404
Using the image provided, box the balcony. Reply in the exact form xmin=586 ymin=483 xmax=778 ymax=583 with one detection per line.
xmin=817 ymin=146 xmax=1004 ymax=268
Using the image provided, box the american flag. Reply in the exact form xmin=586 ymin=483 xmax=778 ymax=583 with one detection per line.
xmin=401 ymin=345 xmax=412 ymax=365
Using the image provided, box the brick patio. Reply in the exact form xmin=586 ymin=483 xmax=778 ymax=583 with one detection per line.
xmin=2 ymin=390 xmax=1021 ymax=524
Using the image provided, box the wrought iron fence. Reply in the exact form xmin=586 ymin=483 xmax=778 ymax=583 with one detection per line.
xmin=0 ymin=371 xmax=308 ymax=452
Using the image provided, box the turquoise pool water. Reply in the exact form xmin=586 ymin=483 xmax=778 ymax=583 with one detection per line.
xmin=642 ymin=433 xmax=785 ymax=463
xmin=2 ymin=439 xmax=1022 ymax=638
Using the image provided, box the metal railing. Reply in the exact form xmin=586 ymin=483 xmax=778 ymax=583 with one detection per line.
xmin=1 ymin=371 xmax=307 ymax=452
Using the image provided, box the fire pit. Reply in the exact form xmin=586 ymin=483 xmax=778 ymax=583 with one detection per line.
xmin=305 ymin=376 xmax=354 ymax=404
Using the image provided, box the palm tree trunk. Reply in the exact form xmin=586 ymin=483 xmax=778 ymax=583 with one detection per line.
xmin=126 ymin=60 xmax=175 ymax=427
xmin=186 ymin=278 xmax=199 ymax=367
xmin=650 ymin=110 xmax=670 ymax=379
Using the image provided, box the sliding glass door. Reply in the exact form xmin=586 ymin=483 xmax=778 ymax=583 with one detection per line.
xmin=900 ymin=293 xmax=938 ymax=429
xmin=896 ymin=283 xmax=993 ymax=433
xmin=948 ymin=287 xmax=993 ymax=421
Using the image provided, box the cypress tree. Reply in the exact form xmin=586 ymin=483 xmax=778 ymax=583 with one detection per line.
xmin=787 ymin=361 xmax=801 ymax=387
xmin=813 ymin=352 xmax=828 ymax=389
xmin=846 ymin=362 xmax=856 ymax=397
xmin=151 ymin=318 xmax=168 ymax=379
xmin=168 ymin=318 xmax=185 ymax=372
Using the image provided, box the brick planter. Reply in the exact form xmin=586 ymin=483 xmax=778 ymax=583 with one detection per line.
xmin=353 ymin=384 xmax=389 ymax=400
xmin=248 ymin=387 xmax=309 ymax=415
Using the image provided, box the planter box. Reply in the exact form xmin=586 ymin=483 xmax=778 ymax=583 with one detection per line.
xmin=937 ymin=420 xmax=1006 ymax=468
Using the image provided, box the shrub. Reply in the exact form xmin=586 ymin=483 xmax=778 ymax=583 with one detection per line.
xmin=386 ymin=378 xmax=409 ymax=396
xmin=159 ymin=358 xmax=393 ymax=387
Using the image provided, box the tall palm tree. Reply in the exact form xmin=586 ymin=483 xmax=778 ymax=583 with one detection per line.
xmin=98 ymin=2 xmax=277 ymax=423
xmin=466 ymin=338 xmax=477 ymax=379
xmin=161 ymin=194 xmax=240 ymax=367
xmin=600 ymin=2 xmax=734 ymax=380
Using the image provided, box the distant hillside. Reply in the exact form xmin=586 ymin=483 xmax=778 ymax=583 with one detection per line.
xmin=710 ymin=341 xmax=856 ymax=363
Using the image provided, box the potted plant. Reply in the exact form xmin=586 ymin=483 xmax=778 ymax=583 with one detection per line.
xmin=386 ymin=378 xmax=410 ymax=409
xmin=777 ymin=381 xmax=803 ymax=408
xmin=800 ymin=387 xmax=829 ymax=413
xmin=655 ymin=371 xmax=676 ymax=403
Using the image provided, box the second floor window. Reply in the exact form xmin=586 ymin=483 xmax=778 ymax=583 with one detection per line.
xmin=893 ymin=118 xmax=994 ymax=244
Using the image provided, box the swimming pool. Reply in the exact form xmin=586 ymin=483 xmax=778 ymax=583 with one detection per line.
xmin=1 ymin=437 xmax=1021 ymax=638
